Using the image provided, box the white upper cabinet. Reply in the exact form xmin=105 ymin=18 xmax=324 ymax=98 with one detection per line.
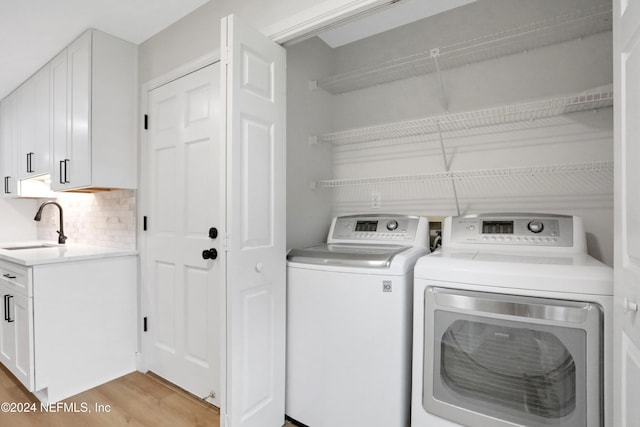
xmin=18 ymin=64 xmax=50 ymax=179
xmin=51 ymin=30 xmax=137 ymax=191
xmin=0 ymin=28 xmax=137 ymax=194
xmin=0 ymin=93 xmax=19 ymax=198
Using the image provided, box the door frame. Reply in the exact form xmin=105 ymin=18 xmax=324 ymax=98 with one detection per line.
xmin=138 ymin=50 xmax=221 ymax=373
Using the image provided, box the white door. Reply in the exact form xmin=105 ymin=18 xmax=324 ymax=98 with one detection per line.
xmin=145 ymin=63 xmax=223 ymax=405
xmin=614 ymin=1 xmax=640 ymax=425
xmin=220 ymin=15 xmax=286 ymax=427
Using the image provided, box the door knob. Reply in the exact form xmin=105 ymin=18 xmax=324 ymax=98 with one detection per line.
xmin=209 ymin=227 xmax=218 ymax=239
xmin=202 ymin=248 xmax=218 ymax=260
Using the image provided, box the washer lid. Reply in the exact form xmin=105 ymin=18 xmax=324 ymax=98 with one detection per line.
xmin=287 ymin=243 xmax=410 ymax=268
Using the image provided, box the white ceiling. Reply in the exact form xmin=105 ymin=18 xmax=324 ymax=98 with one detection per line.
xmin=0 ymin=0 xmax=209 ymax=100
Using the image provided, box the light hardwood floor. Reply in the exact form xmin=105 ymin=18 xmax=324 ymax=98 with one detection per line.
xmin=0 ymin=365 xmax=298 ymax=426
xmin=0 ymin=364 xmax=220 ymax=426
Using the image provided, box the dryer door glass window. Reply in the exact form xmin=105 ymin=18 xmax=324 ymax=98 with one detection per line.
xmin=441 ymin=320 xmax=577 ymax=417
xmin=429 ymin=311 xmax=590 ymax=427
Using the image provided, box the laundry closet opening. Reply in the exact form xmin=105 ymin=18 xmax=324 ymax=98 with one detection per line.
xmin=285 ymin=0 xmax=613 ymax=266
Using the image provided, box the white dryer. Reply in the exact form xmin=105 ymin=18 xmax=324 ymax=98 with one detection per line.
xmin=286 ymin=214 xmax=429 ymax=427
xmin=411 ymin=213 xmax=612 ymax=427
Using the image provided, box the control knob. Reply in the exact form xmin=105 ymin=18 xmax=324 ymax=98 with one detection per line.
xmin=387 ymin=220 xmax=399 ymax=231
xmin=527 ymin=220 xmax=544 ymax=234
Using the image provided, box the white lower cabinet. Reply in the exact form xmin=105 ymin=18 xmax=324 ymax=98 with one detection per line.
xmin=0 ymin=262 xmax=34 ymax=391
xmin=0 ymin=256 xmax=136 ymax=403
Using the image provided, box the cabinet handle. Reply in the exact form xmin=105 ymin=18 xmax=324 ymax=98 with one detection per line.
xmin=6 ymin=295 xmax=13 ymax=323
xmin=3 ymin=176 xmax=8 ymax=194
xmin=2 ymin=274 xmax=16 ymax=279
xmin=26 ymin=153 xmax=34 ymax=173
xmin=59 ymin=160 xmax=65 ymax=184
xmin=3 ymin=295 xmax=7 ymax=322
xmin=64 ymin=159 xmax=70 ymax=183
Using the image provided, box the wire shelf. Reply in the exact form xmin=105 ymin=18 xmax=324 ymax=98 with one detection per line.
xmin=319 ymin=87 xmax=613 ymax=145
xmin=316 ymin=3 xmax=612 ymax=94
xmin=314 ymin=160 xmax=613 ymax=191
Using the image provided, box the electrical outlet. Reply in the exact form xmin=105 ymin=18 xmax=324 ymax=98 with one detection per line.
xmin=371 ymin=192 xmax=381 ymax=209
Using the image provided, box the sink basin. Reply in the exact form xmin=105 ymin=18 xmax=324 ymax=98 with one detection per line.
xmin=2 ymin=244 xmax=60 ymax=250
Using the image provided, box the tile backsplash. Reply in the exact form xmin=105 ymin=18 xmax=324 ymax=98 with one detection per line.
xmin=36 ymin=190 xmax=136 ymax=249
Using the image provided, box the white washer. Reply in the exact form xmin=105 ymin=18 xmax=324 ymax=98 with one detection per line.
xmin=286 ymin=214 xmax=429 ymax=427
xmin=412 ymin=213 xmax=612 ymax=427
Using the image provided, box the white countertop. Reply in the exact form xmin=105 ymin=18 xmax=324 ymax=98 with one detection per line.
xmin=0 ymin=241 xmax=138 ymax=266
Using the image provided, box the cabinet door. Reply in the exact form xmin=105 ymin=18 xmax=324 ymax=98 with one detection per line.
xmin=0 ymin=285 xmax=15 ymax=367
xmin=50 ymin=49 xmax=68 ymax=190
xmin=18 ymin=65 xmax=50 ymax=179
xmin=0 ymin=94 xmax=19 ymax=197
xmin=32 ymin=64 xmax=50 ymax=176
xmin=66 ymin=31 xmax=92 ymax=189
xmin=11 ymin=292 xmax=33 ymax=391
xmin=17 ymin=80 xmax=35 ymax=179
xmin=0 ymin=99 xmax=8 ymax=196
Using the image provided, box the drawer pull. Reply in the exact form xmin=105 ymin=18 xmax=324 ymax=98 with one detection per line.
xmin=2 ymin=274 xmax=16 ymax=280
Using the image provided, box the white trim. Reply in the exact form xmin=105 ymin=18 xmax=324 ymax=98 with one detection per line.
xmin=144 ymin=50 xmax=221 ymax=92
xmin=264 ymin=0 xmax=395 ymax=44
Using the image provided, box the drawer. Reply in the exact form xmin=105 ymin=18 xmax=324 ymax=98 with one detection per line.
xmin=0 ymin=260 xmax=31 ymax=297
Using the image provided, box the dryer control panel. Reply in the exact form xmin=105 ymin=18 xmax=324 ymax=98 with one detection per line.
xmin=329 ymin=215 xmax=429 ymax=247
xmin=448 ymin=213 xmax=576 ymax=248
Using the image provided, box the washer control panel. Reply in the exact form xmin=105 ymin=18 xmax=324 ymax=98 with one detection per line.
xmin=329 ymin=215 xmax=428 ymax=246
xmin=449 ymin=213 xmax=574 ymax=247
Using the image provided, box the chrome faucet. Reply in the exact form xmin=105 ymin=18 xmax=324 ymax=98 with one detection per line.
xmin=34 ymin=201 xmax=67 ymax=244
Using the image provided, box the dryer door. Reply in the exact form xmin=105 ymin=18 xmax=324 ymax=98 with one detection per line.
xmin=423 ymin=288 xmax=602 ymax=427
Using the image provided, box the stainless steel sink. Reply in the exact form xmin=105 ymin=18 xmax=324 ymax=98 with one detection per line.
xmin=2 ymin=244 xmax=60 ymax=250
